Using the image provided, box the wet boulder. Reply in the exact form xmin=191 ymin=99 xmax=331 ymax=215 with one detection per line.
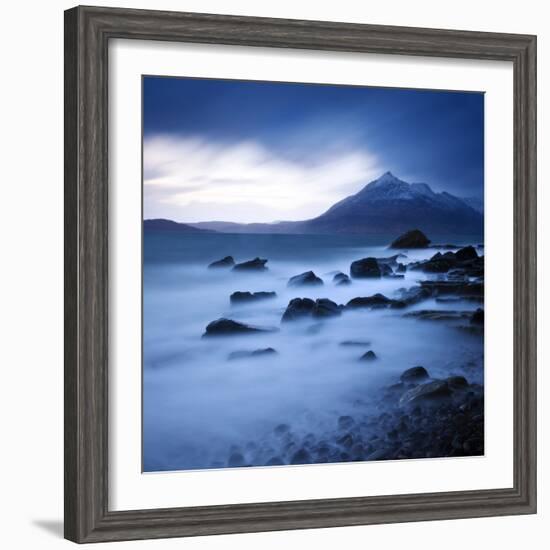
xmin=350 ymin=257 xmax=381 ymax=278
xmin=445 ymin=375 xmax=469 ymax=390
xmin=288 ymin=270 xmax=323 ymax=287
xmin=390 ymin=229 xmax=431 ymax=249
xmin=359 ymin=350 xmax=378 ymax=361
xmin=203 ymin=318 xmax=277 ymax=337
xmin=395 ymin=285 xmax=432 ymax=306
xmin=333 ymin=272 xmax=351 ymax=285
xmin=281 ymin=297 xmax=341 ymax=322
xmin=230 ymin=291 xmax=277 ymax=304
xmin=455 ymin=245 xmax=478 ymax=262
xmin=232 ymin=257 xmax=268 ymax=271
xmin=228 ymin=348 xmax=277 ymax=360
xmin=399 ymin=380 xmax=452 ymax=406
xmin=345 ymin=293 xmax=395 ymax=309
xmin=208 ymin=256 xmax=235 ymax=269
xmin=400 ymin=366 xmax=429 ymax=382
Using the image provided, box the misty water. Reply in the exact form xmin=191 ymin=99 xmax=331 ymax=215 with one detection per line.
xmin=143 ymin=232 xmax=484 ymax=472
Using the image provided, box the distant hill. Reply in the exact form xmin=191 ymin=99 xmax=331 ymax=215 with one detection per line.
xmin=144 ymin=219 xmax=216 ymax=233
xmin=186 ymin=172 xmax=483 ymax=237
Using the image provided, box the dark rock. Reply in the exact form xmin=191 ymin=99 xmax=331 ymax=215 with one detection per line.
xmin=399 ymin=380 xmax=452 ymax=406
xmin=400 ymin=366 xmax=429 ymax=382
xmin=230 ymin=291 xmax=277 ymax=304
xmin=471 ymin=308 xmax=484 ymax=325
xmin=333 ymin=272 xmax=351 ymax=285
xmin=288 ymin=271 xmax=323 ymax=287
xmin=390 ymin=229 xmax=431 ymax=249
xmin=396 ymin=262 xmax=406 ymax=273
xmin=446 ymin=376 xmax=469 ymax=389
xmin=395 ymin=285 xmax=432 ymax=306
xmin=232 ymin=257 xmax=268 ymax=271
xmin=338 ymin=415 xmax=355 ymax=430
xmin=376 ymin=254 xmax=406 ymax=267
xmin=208 ymin=256 xmax=235 ymax=269
xmin=345 ymin=293 xmax=393 ymax=309
xmin=404 ymin=309 xmax=472 ymax=322
xmin=366 ymin=448 xmax=393 ymax=461
xmin=360 ymin=350 xmax=377 ymax=361
xmin=339 ymin=340 xmax=371 ymax=347
xmin=420 ymin=280 xmax=483 ymax=296
xmin=203 ymin=318 xmax=277 ymax=337
xmin=290 ymin=448 xmax=312 ymax=465
xmin=337 ymin=433 xmax=354 ymax=449
xmin=265 ymin=456 xmax=284 ymax=466
xmin=228 ymin=452 xmax=245 ymax=467
xmin=455 ymin=245 xmax=478 ymax=262
xmin=281 ymin=298 xmax=340 ymax=322
xmin=228 ymin=348 xmax=277 ymax=360
xmin=350 ymin=257 xmax=381 ymax=279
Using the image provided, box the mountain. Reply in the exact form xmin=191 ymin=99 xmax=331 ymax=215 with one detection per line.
xmin=144 ymin=218 xmax=216 ymax=233
xmin=189 ymin=172 xmax=483 ymax=236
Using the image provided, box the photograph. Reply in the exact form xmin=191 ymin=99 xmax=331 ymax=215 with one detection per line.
xmin=142 ymin=76 xmax=485 ymax=472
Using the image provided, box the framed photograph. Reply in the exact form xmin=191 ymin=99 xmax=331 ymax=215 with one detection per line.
xmin=64 ymin=6 xmax=537 ymax=543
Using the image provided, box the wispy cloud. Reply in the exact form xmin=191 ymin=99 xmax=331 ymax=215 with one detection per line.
xmin=144 ymin=135 xmax=382 ymax=223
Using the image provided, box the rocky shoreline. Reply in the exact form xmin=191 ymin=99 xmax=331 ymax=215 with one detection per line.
xmin=200 ymin=228 xmax=484 ymax=469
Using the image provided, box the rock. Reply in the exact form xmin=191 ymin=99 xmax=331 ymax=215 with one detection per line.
xmin=338 ymin=415 xmax=355 ymax=430
xmin=203 ymin=318 xmax=277 ymax=337
xmin=471 ymin=308 xmax=484 ymax=325
xmin=350 ymin=257 xmax=381 ymax=278
xmin=333 ymin=272 xmax=351 ymax=285
xmin=399 ymin=380 xmax=452 ymax=406
xmin=312 ymin=298 xmax=341 ymax=318
xmin=230 ymin=291 xmax=277 ymax=304
xmin=290 ymin=448 xmax=312 ymax=465
xmin=228 ymin=452 xmax=245 ymax=467
xmin=446 ymin=376 xmax=469 ymax=389
xmin=390 ymin=229 xmax=431 ymax=249
xmin=360 ymin=350 xmax=377 ymax=361
xmin=396 ymin=262 xmax=406 ymax=273
xmin=419 ymin=280 xmax=484 ymax=296
xmin=281 ymin=298 xmax=315 ymax=322
xmin=232 ymin=257 xmax=268 ymax=271
xmin=287 ymin=271 xmax=323 ymax=287
xmin=208 ymin=255 xmax=235 ymax=269
xmin=404 ymin=309 xmax=472 ymax=322
xmin=345 ymin=294 xmax=395 ymax=309
xmin=281 ymin=298 xmax=341 ymax=322
xmin=228 ymin=348 xmax=277 ymax=360
xmin=455 ymin=245 xmax=478 ymax=262
xmin=376 ymin=254 xmax=405 ymax=267
xmin=395 ymin=285 xmax=432 ymax=306
xmin=365 ymin=448 xmax=393 ymax=461
xmin=400 ymin=366 xmax=429 ymax=382
xmin=339 ymin=340 xmax=371 ymax=347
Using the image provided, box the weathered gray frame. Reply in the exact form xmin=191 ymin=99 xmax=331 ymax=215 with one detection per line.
xmin=64 ymin=5 xmax=537 ymax=543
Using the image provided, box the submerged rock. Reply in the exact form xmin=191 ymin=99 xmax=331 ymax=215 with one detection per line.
xmin=339 ymin=340 xmax=371 ymax=347
xmin=400 ymin=366 xmax=429 ymax=382
xmin=396 ymin=262 xmax=407 ymax=273
xmin=288 ymin=271 xmax=324 ymax=287
xmin=455 ymin=245 xmax=479 ymax=262
xmin=420 ymin=280 xmax=484 ymax=296
xmin=230 ymin=291 xmax=277 ymax=304
xmin=333 ymin=272 xmax=351 ymax=285
xmin=345 ymin=293 xmax=396 ymax=309
xmin=390 ymin=229 xmax=431 ymax=249
xmin=360 ymin=350 xmax=378 ymax=361
xmin=228 ymin=348 xmax=277 ymax=360
xmin=203 ymin=318 xmax=277 ymax=337
xmin=350 ymin=257 xmax=381 ymax=278
xmin=281 ymin=298 xmax=341 ymax=322
xmin=404 ymin=309 xmax=473 ymax=322
xmin=208 ymin=255 xmax=235 ymax=269
xmin=232 ymin=257 xmax=268 ymax=271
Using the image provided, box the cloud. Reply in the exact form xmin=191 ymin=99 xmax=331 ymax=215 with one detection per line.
xmin=143 ymin=135 xmax=382 ymax=223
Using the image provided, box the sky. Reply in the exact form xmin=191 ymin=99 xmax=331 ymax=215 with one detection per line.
xmin=143 ymin=76 xmax=484 ymax=224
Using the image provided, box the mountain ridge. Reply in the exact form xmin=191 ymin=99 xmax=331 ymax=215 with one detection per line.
xmin=146 ymin=172 xmax=483 ymax=236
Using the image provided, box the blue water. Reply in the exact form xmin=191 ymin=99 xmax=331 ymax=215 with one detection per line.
xmin=143 ymin=232 xmax=483 ymax=472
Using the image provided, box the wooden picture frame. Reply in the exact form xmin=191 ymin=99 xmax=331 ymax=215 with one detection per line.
xmin=64 ymin=5 xmax=537 ymax=543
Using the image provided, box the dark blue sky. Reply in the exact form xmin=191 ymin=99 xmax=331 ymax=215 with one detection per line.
xmin=144 ymin=76 xmax=484 ymax=209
